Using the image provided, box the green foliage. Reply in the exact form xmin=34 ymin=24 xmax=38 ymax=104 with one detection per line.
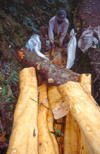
xmin=96 ymin=43 xmax=100 ymax=51
xmin=30 ymin=98 xmax=52 ymax=113
xmin=5 ymin=96 xmax=15 ymax=103
xmin=0 ymin=72 xmax=5 ymax=84
xmin=0 ymin=9 xmax=28 ymax=59
xmin=50 ymin=127 xmax=64 ymax=138
xmin=54 ymin=126 xmax=64 ymax=137
xmin=92 ymin=41 xmax=100 ymax=52
xmin=2 ymin=65 xmax=11 ymax=76
xmin=2 ymin=62 xmax=19 ymax=85
xmin=31 ymin=97 xmax=64 ymax=138
xmin=7 ymin=71 xmax=19 ymax=85
xmin=23 ymin=16 xmax=39 ymax=33
xmin=17 ymin=33 xmax=27 ymax=43
xmin=2 ymin=86 xmax=15 ymax=103
xmin=0 ymin=61 xmax=19 ymax=104
xmin=11 ymin=33 xmax=24 ymax=47
xmin=2 ymin=86 xmax=6 ymax=99
xmin=9 ymin=6 xmax=19 ymax=16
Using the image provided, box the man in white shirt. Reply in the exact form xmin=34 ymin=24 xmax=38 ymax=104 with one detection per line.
xmin=40 ymin=10 xmax=70 ymax=53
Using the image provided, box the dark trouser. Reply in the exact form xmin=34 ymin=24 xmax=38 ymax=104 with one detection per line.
xmin=40 ymin=26 xmax=70 ymax=50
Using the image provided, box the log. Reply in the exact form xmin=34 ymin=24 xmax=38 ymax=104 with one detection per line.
xmin=17 ymin=47 xmax=80 ymax=85
xmin=48 ymin=85 xmax=69 ymax=119
xmin=64 ymin=113 xmax=78 ymax=154
xmin=78 ymin=74 xmax=93 ymax=154
xmin=7 ymin=67 xmax=38 ymax=154
xmin=79 ymin=74 xmax=91 ymax=94
xmin=58 ymin=81 xmax=100 ymax=154
xmin=38 ymin=81 xmax=59 ymax=154
xmin=63 ymin=74 xmax=93 ymax=154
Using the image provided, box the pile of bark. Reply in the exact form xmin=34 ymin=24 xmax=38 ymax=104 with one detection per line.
xmin=6 ymin=67 xmax=100 ymax=154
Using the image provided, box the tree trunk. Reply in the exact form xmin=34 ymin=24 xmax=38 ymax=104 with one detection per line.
xmin=17 ymin=47 xmax=80 ymax=85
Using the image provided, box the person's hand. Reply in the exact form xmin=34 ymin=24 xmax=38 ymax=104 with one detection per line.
xmin=45 ymin=35 xmax=49 ymax=40
xmin=59 ymin=43 xmax=63 ymax=48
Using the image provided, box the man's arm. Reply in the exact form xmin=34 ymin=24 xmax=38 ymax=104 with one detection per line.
xmin=48 ymin=17 xmax=55 ymax=45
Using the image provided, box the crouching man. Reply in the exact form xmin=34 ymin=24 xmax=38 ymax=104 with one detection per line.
xmin=40 ymin=10 xmax=70 ymax=53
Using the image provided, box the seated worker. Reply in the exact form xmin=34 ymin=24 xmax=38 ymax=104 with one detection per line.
xmin=40 ymin=10 xmax=70 ymax=53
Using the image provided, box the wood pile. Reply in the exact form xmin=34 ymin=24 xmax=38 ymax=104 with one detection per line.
xmin=6 ymin=67 xmax=100 ymax=154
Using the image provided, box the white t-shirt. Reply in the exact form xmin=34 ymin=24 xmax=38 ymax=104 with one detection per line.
xmin=48 ymin=15 xmax=69 ymax=45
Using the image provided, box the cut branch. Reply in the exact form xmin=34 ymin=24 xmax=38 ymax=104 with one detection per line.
xmin=17 ymin=47 xmax=80 ymax=85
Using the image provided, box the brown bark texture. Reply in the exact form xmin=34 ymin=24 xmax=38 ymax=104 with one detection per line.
xmin=17 ymin=47 xmax=80 ymax=85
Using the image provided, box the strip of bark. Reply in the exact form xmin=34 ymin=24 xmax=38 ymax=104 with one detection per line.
xmin=17 ymin=47 xmax=80 ymax=85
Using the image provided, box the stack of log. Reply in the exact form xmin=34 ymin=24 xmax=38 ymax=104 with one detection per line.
xmin=6 ymin=67 xmax=100 ymax=154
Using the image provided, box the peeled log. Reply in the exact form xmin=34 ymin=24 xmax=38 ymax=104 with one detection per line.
xmin=79 ymin=74 xmax=91 ymax=94
xmin=78 ymin=74 xmax=93 ymax=154
xmin=7 ymin=67 xmax=38 ymax=154
xmin=58 ymin=81 xmax=100 ymax=154
xmin=48 ymin=85 xmax=69 ymax=119
xmin=64 ymin=113 xmax=78 ymax=154
xmin=63 ymin=74 xmax=93 ymax=154
xmin=17 ymin=47 xmax=79 ymax=85
xmin=38 ymin=81 xmax=59 ymax=154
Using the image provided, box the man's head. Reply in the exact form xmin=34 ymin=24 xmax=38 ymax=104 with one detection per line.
xmin=56 ymin=10 xmax=66 ymax=22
